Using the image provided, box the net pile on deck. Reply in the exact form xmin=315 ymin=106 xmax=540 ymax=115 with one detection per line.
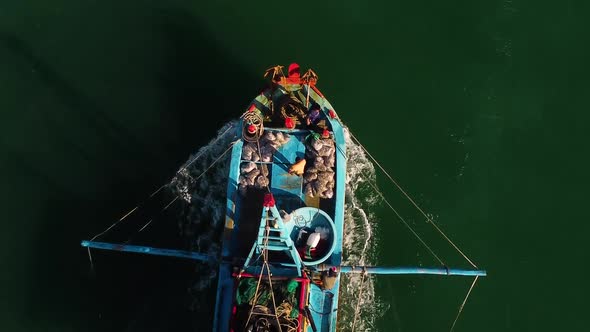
xmin=234 ymin=278 xmax=300 ymax=332
xmin=304 ymin=136 xmax=336 ymax=198
xmin=239 ymin=131 xmax=291 ymax=195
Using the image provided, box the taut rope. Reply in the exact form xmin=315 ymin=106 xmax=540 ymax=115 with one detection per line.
xmin=86 ymin=140 xmax=236 ymax=267
xmin=244 ymin=212 xmax=283 ymax=332
xmin=365 ymin=179 xmax=446 ymax=267
xmin=450 ymin=276 xmax=480 ymax=332
xmin=106 ymin=124 xmax=235 ymax=227
xmin=349 ymin=131 xmax=478 ymax=269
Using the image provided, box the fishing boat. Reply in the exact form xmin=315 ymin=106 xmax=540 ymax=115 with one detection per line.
xmin=82 ymin=63 xmax=486 ymax=331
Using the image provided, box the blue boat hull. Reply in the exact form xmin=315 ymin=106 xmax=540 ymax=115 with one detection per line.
xmin=213 ymin=74 xmax=346 ymax=332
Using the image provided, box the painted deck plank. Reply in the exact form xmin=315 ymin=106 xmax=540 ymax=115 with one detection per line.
xmin=270 ymin=132 xmax=307 ymax=198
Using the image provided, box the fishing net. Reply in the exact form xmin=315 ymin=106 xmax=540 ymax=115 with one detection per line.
xmin=235 ymin=278 xmax=299 ymax=318
xmin=239 ymin=131 xmax=290 ymax=195
xmin=303 ymin=136 xmax=336 ymax=198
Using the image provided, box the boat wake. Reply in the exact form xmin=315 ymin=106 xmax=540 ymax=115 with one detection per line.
xmin=170 ymin=121 xmax=237 ymax=311
xmin=170 ymin=122 xmax=386 ymax=330
xmin=338 ymin=127 xmax=387 ymax=331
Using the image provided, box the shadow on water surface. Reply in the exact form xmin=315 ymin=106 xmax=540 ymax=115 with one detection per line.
xmin=0 ymin=7 xmax=260 ymax=332
xmin=0 ymin=32 xmax=160 ymax=166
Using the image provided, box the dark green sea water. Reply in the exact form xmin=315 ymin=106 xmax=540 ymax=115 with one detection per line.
xmin=2 ymin=1 xmax=589 ymax=331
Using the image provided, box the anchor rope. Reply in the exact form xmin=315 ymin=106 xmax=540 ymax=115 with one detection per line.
xmin=349 ymin=131 xmax=478 ymax=269
xmin=450 ymin=276 xmax=479 ymax=332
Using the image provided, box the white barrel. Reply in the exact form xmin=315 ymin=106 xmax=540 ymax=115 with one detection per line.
xmin=306 ymin=232 xmax=321 ymax=248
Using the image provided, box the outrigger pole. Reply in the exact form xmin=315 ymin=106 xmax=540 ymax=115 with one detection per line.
xmin=81 ymin=240 xmax=213 ymax=263
xmin=81 ymin=241 xmax=486 ymax=277
xmin=332 ymin=266 xmax=486 ymax=277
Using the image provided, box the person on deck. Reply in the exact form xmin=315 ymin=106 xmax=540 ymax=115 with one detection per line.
xmin=306 ymin=106 xmax=321 ymax=126
xmin=289 ymin=157 xmax=306 ymax=176
xmin=287 ymin=62 xmax=300 ymax=83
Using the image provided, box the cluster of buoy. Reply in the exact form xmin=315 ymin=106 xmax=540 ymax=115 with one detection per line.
xmin=303 ymin=129 xmax=336 ymax=198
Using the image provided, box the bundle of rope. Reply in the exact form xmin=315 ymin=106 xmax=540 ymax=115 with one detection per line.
xmin=278 ymin=93 xmax=307 ymax=125
xmin=243 ymin=110 xmax=264 ymax=142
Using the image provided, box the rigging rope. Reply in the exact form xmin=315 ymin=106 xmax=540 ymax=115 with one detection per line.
xmin=265 ymin=260 xmax=283 ymax=332
xmin=305 ymin=84 xmax=310 ymax=109
xmin=106 ymin=124 xmax=236 ymax=227
xmin=244 ymin=271 xmax=266 ymax=328
xmin=123 ymin=218 xmax=153 ymax=245
xmin=154 ymin=140 xmax=237 ymax=220
xmin=244 ymin=212 xmax=283 ymax=332
xmin=262 ymin=212 xmax=284 ymax=332
xmin=365 ymin=179 xmax=446 ymax=267
xmin=86 ymin=140 xmax=237 ymax=267
xmin=178 ymin=124 xmax=236 ymax=174
xmin=349 ymin=131 xmax=478 ymax=269
xmin=450 ymin=276 xmax=479 ymax=332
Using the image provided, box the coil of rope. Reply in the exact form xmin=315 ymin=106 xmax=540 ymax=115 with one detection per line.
xmin=243 ymin=110 xmax=264 ymax=142
xmin=279 ymin=93 xmax=306 ymax=121
xmin=276 ymin=302 xmax=299 ymax=332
